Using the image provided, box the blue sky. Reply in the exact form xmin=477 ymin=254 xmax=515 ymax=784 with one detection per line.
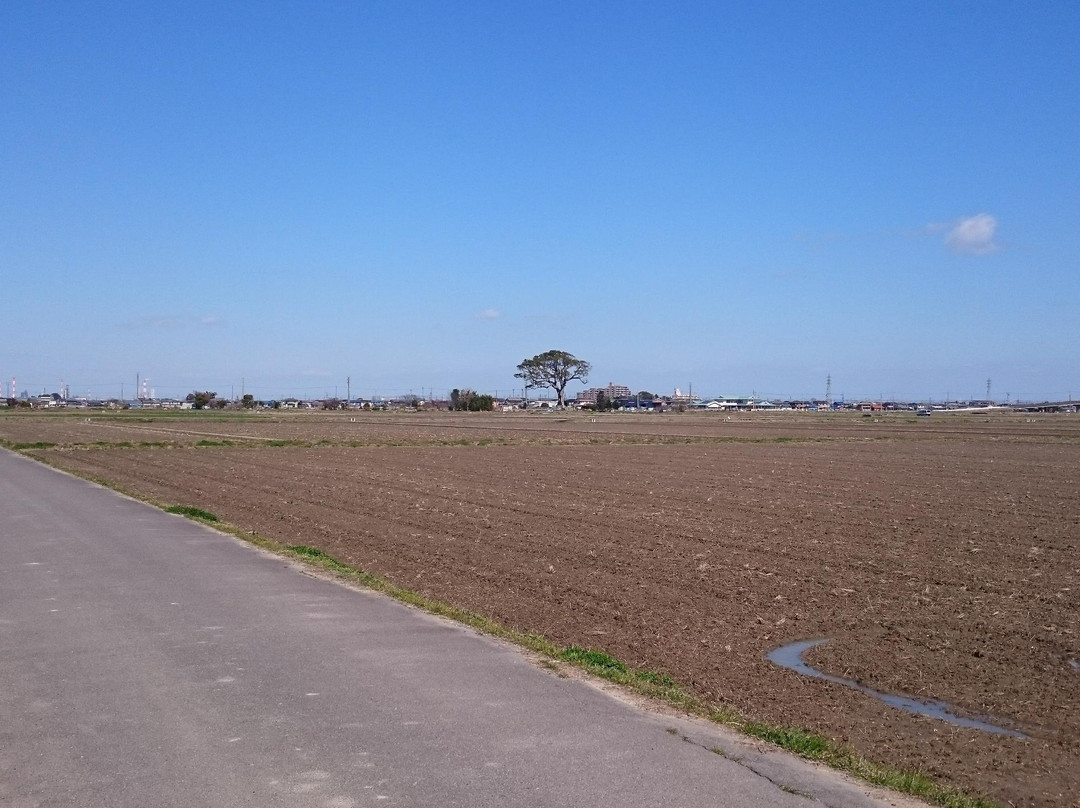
xmin=2 ymin=1 xmax=1077 ymax=402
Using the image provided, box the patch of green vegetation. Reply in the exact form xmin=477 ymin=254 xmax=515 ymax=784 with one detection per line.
xmin=635 ymin=670 xmax=676 ymax=686
xmin=743 ymin=722 xmax=830 ymax=757
xmin=559 ymin=646 xmax=627 ymax=672
xmin=287 ymin=544 xmax=333 ymax=559
xmin=17 ymin=439 xmax=174 ymax=451
xmin=194 ymin=439 xmax=234 ymax=447
xmin=164 ymin=505 xmax=220 ymax=522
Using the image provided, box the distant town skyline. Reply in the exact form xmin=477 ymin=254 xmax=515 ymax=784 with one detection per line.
xmin=2 ymin=369 xmax=1069 ymax=407
xmin=3 ymin=3 xmax=1077 ymax=403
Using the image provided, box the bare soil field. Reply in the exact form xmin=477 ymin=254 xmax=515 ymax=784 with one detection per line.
xmin=1 ymin=408 xmax=1077 ymax=447
xmin=5 ymin=410 xmax=1079 ymax=805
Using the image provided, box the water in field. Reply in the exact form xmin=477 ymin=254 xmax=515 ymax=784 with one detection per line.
xmin=767 ymin=638 xmax=1026 ymax=738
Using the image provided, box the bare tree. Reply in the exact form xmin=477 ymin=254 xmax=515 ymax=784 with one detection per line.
xmin=514 ymin=350 xmax=591 ymax=408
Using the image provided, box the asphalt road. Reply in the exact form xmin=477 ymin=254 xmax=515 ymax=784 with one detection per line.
xmin=0 ymin=449 xmax=920 ymax=808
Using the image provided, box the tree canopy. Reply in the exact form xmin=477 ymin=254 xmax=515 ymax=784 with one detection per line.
xmin=515 ymin=350 xmax=590 ymax=408
xmin=186 ymin=391 xmax=216 ymax=410
xmin=450 ymin=388 xmax=494 ymax=412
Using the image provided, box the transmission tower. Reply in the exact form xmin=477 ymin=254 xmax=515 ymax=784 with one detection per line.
xmin=986 ymin=377 xmax=992 ymax=403
xmin=825 ymin=374 xmax=832 ymax=405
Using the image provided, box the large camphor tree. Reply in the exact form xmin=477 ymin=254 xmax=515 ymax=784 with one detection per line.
xmin=515 ymin=350 xmax=591 ymax=408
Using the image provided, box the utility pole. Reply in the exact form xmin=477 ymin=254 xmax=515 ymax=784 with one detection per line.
xmin=347 ymin=376 xmax=351 ymax=404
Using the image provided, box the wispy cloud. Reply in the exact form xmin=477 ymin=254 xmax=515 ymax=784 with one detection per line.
xmin=121 ymin=314 xmax=226 ymax=330
xmin=942 ymin=213 xmax=1000 ymax=255
xmin=475 ymin=308 xmax=501 ymax=320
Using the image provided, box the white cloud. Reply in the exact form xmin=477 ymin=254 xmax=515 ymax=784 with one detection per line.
xmin=944 ymin=214 xmax=999 ymax=255
xmin=476 ymin=308 xmax=500 ymax=320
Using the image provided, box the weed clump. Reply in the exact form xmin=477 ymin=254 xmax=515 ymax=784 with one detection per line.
xmin=559 ymin=646 xmax=627 ymax=673
xmin=742 ymin=722 xmax=830 ymax=758
xmin=288 ymin=544 xmax=333 ymax=560
xmin=165 ymin=505 xmax=219 ymax=522
xmin=635 ymin=670 xmax=676 ymax=686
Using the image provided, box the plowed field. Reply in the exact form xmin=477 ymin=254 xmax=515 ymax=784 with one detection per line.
xmin=5 ymin=410 xmax=1078 ymax=806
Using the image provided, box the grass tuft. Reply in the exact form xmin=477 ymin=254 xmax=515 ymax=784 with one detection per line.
xmin=287 ymin=544 xmax=334 ymax=560
xmin=559 ymin=646 xmax=627 ymax=672
xmin=635 ymin=669 xmax=676 ymax=686
xmin=742 ymin=722 xmax=831 ymax=758
xmin=164 ymin=505 xmax=219 ymax=522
